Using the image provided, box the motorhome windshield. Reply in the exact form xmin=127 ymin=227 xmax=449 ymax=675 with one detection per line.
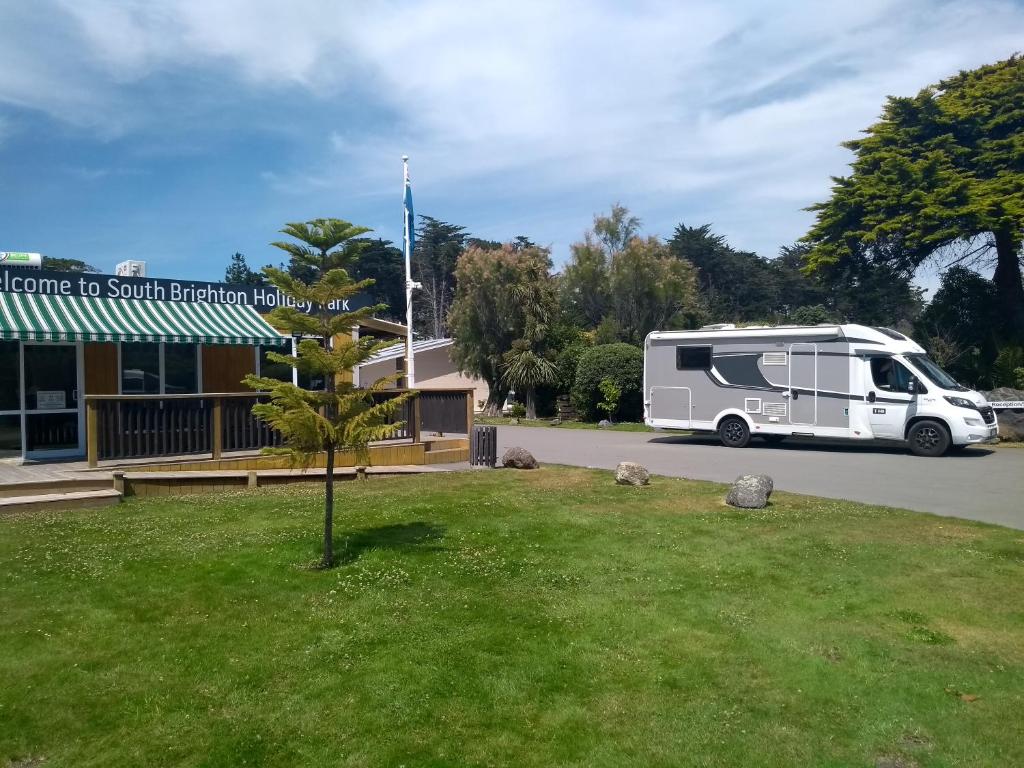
xmin=904 ymin=354 xmax=967 ymax=391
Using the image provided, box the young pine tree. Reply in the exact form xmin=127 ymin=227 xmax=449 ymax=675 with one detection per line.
xmin=245 ymin=219 xmax=412 ymax=569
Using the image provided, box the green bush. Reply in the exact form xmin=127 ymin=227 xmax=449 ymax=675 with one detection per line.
xmin=572 ymin=343 xmax=644 ymax=421
xmin=993 ymin=346 xmax=1024 ymax=388
xmin=555 ymin=341 xmax=590 ymax=394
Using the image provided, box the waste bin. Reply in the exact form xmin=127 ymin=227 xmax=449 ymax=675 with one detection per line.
xmin=470 ymin=425 xmax=498 ymax=467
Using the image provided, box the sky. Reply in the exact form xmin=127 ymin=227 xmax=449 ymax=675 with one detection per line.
xmin=0 ymin=0 xmax=1022 ymax=288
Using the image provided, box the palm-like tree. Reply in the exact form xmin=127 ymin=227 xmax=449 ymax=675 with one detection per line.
xmin=247 ymin=219 xmax=411 ymax=568
xmin=500 ymin=256 xmax=558 ymax=419
xmin=501 ymin=342 xmax=557 ymax=419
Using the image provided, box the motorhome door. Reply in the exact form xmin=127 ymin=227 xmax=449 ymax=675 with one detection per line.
xmin=864 ymin=356 xmax=916 ymax=438
xmin=788 ymin=343 xmax=817 ymax=426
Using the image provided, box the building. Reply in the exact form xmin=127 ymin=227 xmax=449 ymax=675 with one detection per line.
xmin=0 ymin=265 xmax=404 ymax=461
xmin=357 ymin=338 xmax=489 ymax=410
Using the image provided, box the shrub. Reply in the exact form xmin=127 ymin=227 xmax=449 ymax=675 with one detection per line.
xmin=789 ymin=304 xmax=833 ymax=325
xmin=572 ymin=343 xmax=644 ymax=421
xmin=555 ymin=341 xmax=590 ymax=394
xmin=596 ymin=378 xmax=622 ymax=421
xmin=509 ymin=402 xmax=527 ymax=420
xmin=993 ymin=346 xmax=1024 ymax=388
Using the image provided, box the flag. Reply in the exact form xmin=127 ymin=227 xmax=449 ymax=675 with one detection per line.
xmin=404 ymin=169 xmax=415 ymax=255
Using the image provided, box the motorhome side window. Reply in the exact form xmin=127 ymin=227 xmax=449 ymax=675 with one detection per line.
xmin=676 ymin=346 xmax=712 ymax=370
xmin=870 ymin=357 xmax=914 ymax=392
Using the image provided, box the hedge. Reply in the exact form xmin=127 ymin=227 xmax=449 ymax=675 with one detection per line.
xmin=571 ymin=343 xmax=644 ymax=421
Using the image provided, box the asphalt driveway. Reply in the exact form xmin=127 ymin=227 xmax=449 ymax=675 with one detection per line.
xmin=494 ymin=426 xmax=1024 ymax=529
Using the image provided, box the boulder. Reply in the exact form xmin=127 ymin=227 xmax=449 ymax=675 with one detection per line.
xmin=983 ymin=388 xmax=1024 ymax=442
xmin=598 ymin=419 xmax=613 ymax=429
xmin=502 ymin=447 xmax=539 ymax=469
xmin=615 ymin=462 xmax=650 ymax=486
xmin=726 ymin=474 xmax=774 ymax=509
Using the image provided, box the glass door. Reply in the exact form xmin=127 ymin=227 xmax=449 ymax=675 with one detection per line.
xmin=23 ymin=343 xmax=83 ymax=459
xmin=0 ymin=341 xmax=21 ymax=459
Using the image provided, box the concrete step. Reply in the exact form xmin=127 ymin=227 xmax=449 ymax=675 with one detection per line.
xmin=0 ymin=476 xmax=115 ymax=498
xmin=0 ymin=488 xmax=122 ymax=515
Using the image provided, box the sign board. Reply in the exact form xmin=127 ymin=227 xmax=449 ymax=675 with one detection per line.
xmin=0 ymin=265 xmax=374 ymax=316
xmin=991 ymin=401 xmax=1024 ymax=409
xmin=0 ymin=252 xmax=42 ymax=268
xmin=36 ymin=390 xmax=67 ymax=410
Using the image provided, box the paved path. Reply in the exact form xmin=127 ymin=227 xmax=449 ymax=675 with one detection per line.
xmin=495 ymin=427 xmax=1024 ymax=529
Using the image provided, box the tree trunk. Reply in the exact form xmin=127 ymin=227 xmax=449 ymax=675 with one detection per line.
xmin=483 ymin=382 xmax=507 ymax=417
xmin=322 ymin=444 xmax=334 ymax=568
xmin=993 ymin=229 xmax=1024 ymax=343
xmin=525 ymin=387 xmax=537 ymax=420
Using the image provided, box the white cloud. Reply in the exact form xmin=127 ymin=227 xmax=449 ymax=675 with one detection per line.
xmin=0 ymin=0 xmax=1022 ymax=259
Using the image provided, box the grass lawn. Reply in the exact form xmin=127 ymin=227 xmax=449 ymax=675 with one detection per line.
xmin=475 ymin=416 xmax=657 ymax=432
xmin=2 ymin=469 xmax=1023 ymax=767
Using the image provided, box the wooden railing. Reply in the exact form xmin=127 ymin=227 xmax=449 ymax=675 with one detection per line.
xmin=85 ymin=388 xmax=474 ymax=467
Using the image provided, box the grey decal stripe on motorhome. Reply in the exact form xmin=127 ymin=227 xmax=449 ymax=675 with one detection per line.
xmin=711 ymin=353 xmax=775 ymax=389
xmin=700 ymin=369 xmax=903 ymax=403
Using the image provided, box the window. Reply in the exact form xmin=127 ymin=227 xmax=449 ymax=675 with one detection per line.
xmin=870 ymin=357 xmax=915 ymax=392
xmin=164 ymin=344 xmax=198 ymax=394
xmin=298 ymin=369 xmax=327 ymax=391
xmin=0 ymin=341 xmax=19 ymax=410
xmin=0 ymin=415 xmax=20 ymax=456
xmin=676 ymin=346 xmax=712 ymax=370
xmin=121 ymin=343 xmax=160 ymax=394
xmin=258 ymin=345 xmax=292 ymax=383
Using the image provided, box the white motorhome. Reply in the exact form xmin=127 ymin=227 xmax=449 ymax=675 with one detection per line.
xmin=644 ymin=324 xmax=998 ymax=456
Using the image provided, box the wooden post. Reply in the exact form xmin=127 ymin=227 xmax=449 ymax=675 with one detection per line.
xmin=465 ymin=389 xmax=474 ymax=435
xmin=411 ymin=393 xmax=422 ymax=444
xmin=86 ymin=399 xmax=99 ymax=468
xmin=211 ymin=396 xmax=223 ymax=460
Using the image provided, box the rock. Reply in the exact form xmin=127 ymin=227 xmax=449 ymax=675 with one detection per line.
xmin=615 ymin=462 xmax=649 ymax=486
xmin=725 ymin=474 xmax=774 ymax=509
xmin=983 ymin=388 xmax=1024 ymax=442
xmin=598 ymin=419 xmax=613 ymax=429
xmin=501 ymin=447 xmax=539 ymax=469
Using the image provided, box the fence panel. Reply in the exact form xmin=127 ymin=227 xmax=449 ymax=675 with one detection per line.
xmin=419 ymin=390 xmax=469 ymax=434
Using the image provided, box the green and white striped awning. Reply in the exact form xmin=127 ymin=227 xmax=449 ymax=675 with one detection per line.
xmin=0 ymin=292 xmax=287 ymax=345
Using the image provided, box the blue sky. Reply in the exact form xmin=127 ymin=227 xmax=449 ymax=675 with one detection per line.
xmin=1 ymin=0 xmax=1022 ymax=288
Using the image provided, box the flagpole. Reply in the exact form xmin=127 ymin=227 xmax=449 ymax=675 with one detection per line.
xmin=402 ymin=155 xmax=416 ymax=388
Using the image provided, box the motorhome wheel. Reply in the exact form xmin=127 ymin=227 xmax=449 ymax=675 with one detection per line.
xmin=719 ymin=416 xmax=751 ymax=448
xmin=907 ymin=420 xmax=951 ymax=457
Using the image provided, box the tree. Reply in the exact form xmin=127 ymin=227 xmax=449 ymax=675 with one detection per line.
xmin=560 ymin=236 xmax=610 ymax=328
xmin=223 ymin=252 xmax=267 ymax=286
xmin=609 ymin=236 xmax=702 ymax=344
xmin=915 ymin=266 xmax=1001 ymax=386
xmin=499 ymin=250 xmax=559 ymax=419
xmin=413 ymin=216 xmax=467 ymax=338
xmin=501 ymin=343 xmax=557 ymax=419
xmin=41 ymin=257 xmax=98 ymax=273
xmin=770 ymin=244 xmax=831 ymax=317
xmin=593 ymin=203 xmax=641 ymax=256
xmin=804 ymin=56 xmax=1024 ymax=341
xmin=668 ymin=223 xmax=781 ymax=322
xmin=350 ymin=238 xmax=405 ymax=324
xmin=449 ymin=244 xmax=556 ymax=415
xmin=245 ymin=219 xmax=411 ymax=569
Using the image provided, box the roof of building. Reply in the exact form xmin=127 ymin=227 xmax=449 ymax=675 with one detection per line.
xmin=359 ymin=337 xmax=453 ymax=366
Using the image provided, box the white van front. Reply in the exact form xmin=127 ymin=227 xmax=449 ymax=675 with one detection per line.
xmin=899 ymin=353 xmax=999 ymax=448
